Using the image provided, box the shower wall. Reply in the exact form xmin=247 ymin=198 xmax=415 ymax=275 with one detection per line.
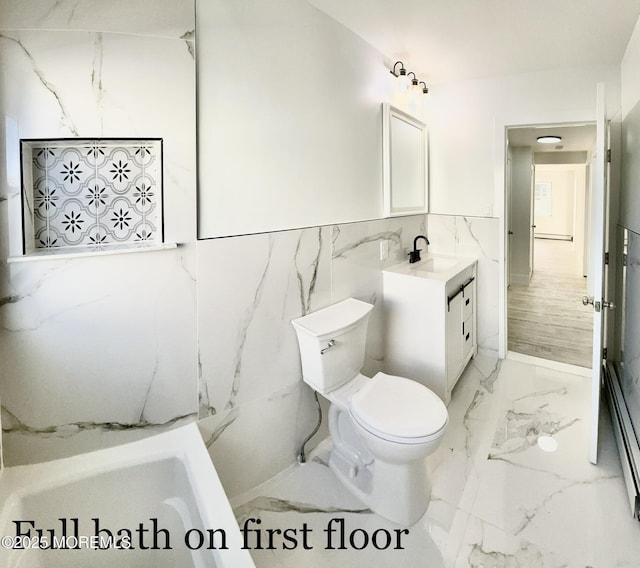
xmin=0 ymin=0 xmax=502 ymax=500
xmin=0 ymin=0 xmax=198 ymax=463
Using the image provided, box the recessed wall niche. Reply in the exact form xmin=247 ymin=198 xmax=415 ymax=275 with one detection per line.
xmin=20 ymin=139 xmax=164 ymax=257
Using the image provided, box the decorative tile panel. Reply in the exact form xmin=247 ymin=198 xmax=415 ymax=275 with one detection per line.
xmin=21 ymin=139 xmax=163 ymax=255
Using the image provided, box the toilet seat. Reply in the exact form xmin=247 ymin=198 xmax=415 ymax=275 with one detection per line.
xmin=349 ymin=372 xmax=448 ymax=444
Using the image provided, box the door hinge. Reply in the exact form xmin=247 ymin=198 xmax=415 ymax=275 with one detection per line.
xmin=603 ymin=347 xmax=608 ymax=360
xmin=604 ymin=252 xmax=609 ymax=265
xmin=623 ymin=253 xmax=628 ymax=267
xmin=607 ymin=148 xmax=612 ymax=163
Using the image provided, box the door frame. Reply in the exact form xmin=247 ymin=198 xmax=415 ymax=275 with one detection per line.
xmin=498 ymin=84 xmax=618 ymax=463
xmin=497 ymin=108 xmax=609 ymax=359
xmin=504 ymin=131 xmax=595 ymax=355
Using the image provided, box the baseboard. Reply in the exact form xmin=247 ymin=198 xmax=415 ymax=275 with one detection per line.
xmin=506 ymin=351 xmax=591 ymax=377
xmin=605 ymin=362 xmax=640 ymax=518
xmin=534 ymin=234 xmax=573 ymax=241
xmin=509 ymin=274 xmax=530 ymax=286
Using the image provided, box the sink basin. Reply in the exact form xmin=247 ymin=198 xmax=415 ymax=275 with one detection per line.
xmin=420 ymin=257 xmax=459 ymax=273
xmin=383 ymin=254 xmax=476 ymax=282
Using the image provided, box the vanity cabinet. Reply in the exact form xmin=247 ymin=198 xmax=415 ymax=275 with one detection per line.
xmin=382 ymin=257 xmax=477 ymax=405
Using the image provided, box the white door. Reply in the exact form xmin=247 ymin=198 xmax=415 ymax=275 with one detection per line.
xmin=587 ymin=83 xmax=610 ymax=464
xmin=530 ymin=165 xmax=536 ymax=277
xmin=507 ymin=154 xmax=513 ymax=287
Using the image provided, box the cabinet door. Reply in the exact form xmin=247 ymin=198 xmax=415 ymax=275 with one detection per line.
xmin=462 ymin=284 xmax=475 ymax=359
xmin=446 ymin=293 xmax=463 ymax=387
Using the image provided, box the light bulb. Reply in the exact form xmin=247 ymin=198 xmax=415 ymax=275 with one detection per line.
xmin=397 ymin=69 xmax=409 ymax=92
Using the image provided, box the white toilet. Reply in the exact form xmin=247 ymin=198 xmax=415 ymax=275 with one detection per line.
xmin=291 ymin=297 xmax=448 ymax=526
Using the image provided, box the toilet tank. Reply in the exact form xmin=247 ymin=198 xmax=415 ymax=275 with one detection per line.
xmin=291 ymin=298 xmax=374 ymax=394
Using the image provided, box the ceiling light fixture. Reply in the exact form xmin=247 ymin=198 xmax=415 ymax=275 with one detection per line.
xmin=537 ymin=135 xmax=562 ymax=144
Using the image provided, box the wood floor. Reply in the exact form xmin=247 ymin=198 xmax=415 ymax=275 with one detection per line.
xmin=508 ymin=239 xmax=593 ymax=368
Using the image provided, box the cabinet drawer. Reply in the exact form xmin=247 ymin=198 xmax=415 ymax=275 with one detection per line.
xmin=462 ymin=290 xmax=473 ymax=320
xmin=462 ymin=314 xmax=474 ymax=358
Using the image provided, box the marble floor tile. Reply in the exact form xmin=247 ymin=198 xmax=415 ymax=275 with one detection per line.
xmin=232 ymin=355 xmax=640 ymax=567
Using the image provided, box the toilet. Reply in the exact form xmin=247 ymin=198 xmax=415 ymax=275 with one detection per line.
xmin=291 ymin=297 xmax=448 ymax=526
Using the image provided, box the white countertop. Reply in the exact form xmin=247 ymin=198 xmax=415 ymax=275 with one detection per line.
xmin=383 ymin=254 xmax=477 ymax=282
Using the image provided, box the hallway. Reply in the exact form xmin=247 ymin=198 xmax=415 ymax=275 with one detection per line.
xmin=508 ymin=239 xmax=593 ymax=367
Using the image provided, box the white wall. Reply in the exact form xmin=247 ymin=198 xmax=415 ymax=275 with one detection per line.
xmin=509 ymin=147 xmax=532 ymax=284
xmin=197 ymin=0 xmax=390 ymax=238
xmin=534 ymin=166 xmax=576 ymax=239
xmin=622 ymin=15 xmax=640 ymax=118
xmin=427 ymin=64 xmax=620 ymax=357
xmin=427 ymin=64 xmax=621 ymax=219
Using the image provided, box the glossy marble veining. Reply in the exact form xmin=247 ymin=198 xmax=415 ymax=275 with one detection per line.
xmin=231 ymin=355 xmax=640 ymax=567
xmin=0 ymin=0 xmax=503 ymax=506
xmin=0 ymin=0 xmax=198 ymax=465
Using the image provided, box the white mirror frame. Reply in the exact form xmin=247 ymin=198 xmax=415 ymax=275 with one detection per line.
xmin=382 ymin=103 xmax=428 ymax=217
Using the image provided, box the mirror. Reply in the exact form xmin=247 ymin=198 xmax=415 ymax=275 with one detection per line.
xmin=382 ymin=103 xmax=428 ymax=217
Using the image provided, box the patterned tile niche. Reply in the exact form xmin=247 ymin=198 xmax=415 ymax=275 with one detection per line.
xmin=21 ymin=139 xmax=163 ymax=255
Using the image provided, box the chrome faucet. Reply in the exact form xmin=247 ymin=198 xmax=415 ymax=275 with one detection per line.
xmin=409 ymin=235 xmax=430 ymax=263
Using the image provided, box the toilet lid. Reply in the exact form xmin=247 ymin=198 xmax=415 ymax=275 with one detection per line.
xmin=349 ymin=372 xmax=448 ymax=441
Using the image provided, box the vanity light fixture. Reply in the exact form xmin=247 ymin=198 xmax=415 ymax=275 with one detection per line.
xmin=537 ymin=135 xmax=562 ymax=144
xmin=389 ymin=61 xmax=429 ymax=96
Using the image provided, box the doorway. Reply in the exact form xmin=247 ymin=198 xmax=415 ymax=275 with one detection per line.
xmin=506 ymin=124 xmax=596 ymax=368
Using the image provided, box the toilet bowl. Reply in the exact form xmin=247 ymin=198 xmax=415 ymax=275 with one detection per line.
xmin=291 ymin=298 xmax=448 ymax=526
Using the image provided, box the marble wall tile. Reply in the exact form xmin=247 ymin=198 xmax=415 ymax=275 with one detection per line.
xmin=0 ymin=4 xmax=197 ymax=465
xmin=197 ymin=227 xmax=332 ymax=414
xmin=195 ymin=216 xmax=428 ymax=495
xmin=621 ymin=229 xmax=640 ymax=432
xmin=0 ymin=0 xmax=194 ymax=39
xmin=427 ymin=214 xmax=500 ymax=354
xmin=0 ymin=0 xmax=508 ymax=506
xmin=1 ymin=247 xmax=198 ymax=465
xmin=196 ymin=227 xmax=332 ymax=495
xmin=331 ymin=215 xmax=426 ymax=374
xmin=0 ymin=11 xmax=428 ymax=494
xmin=198 ymin=382 xmax=307 ymax=498
xmin=424 ymin=214 xmax=457 ymax=256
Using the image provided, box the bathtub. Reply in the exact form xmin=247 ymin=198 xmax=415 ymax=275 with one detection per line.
xmin=0 ymin=423 xmax=255 ymax=567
